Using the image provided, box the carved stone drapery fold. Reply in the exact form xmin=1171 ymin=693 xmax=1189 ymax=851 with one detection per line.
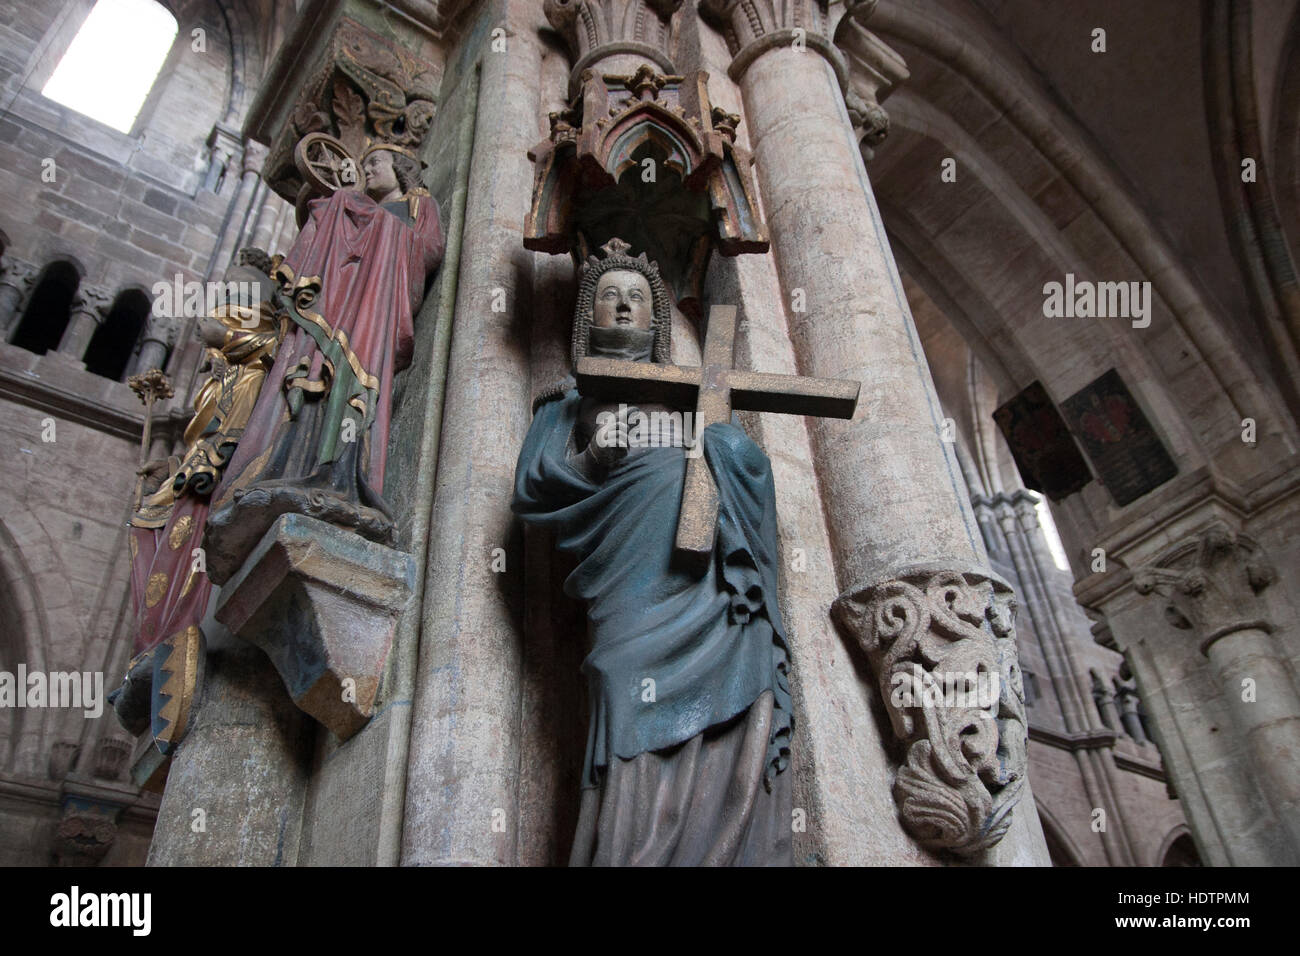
xmin=524 ymin=64 xmax=769 ymax=314
xmin=1133 ymin=524 xmax=1275 ymax=653
xmin=831 ymin=565 xmax=1028 ymax=856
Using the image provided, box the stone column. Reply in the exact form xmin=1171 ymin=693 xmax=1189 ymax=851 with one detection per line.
xmin=990 ymin=490 xmax=1137 ymax=865
xmin=702 ymin=0 xmax=1047 ymax=863
xmin=131 ymin=315 xmax=174 ymax=375
xmin=205 ymin=141 xmax=268 ymax=282
xmin=1091 ymin=673 xmax=1121 ymax=732
xmin=0 ymin=258 xmax=37 ymax=340
xmin=57 ymin=284 xmax=113 ymax=360
xmin=204 ymin=122 xmax=242 ymax=194
xmin=1114 ymin=682 xmax=1149 ymax=745
xmin=400 ymin=0 xmax=545 ymax=866
xmin=148 ymin=641 xmax=312 ymax=866
xmin=1135 ymin=526 xmax=1300 ymax=856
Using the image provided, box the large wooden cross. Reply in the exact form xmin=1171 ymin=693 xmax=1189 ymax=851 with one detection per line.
xmin=575 ymin=304 xmax=860 ymax=561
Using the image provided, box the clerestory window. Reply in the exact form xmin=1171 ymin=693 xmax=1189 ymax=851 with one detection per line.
xmin=40 ymin=0 xmax=178 ymax=134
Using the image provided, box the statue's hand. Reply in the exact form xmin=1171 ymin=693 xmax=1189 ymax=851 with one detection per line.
xmin=590 ymin=404 xmax=639 ymax=467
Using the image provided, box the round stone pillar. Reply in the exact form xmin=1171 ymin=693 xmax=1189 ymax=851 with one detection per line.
xmin=400 ymin=2 xmax=546 ymax=867
xmin=206 ymin=141 xmax=268 ymax=281
xmin=704 ymin=0 xmax=1048 ymax=863
xmin=57 ymin=285 xmax=112 ymax=360
xmin=1136 ymin=525 xmax=1300 ymax=859
xmin=131 ymin=316 xmax=173 ymax=376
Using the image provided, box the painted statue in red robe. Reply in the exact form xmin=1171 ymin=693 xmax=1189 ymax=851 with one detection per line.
xmin=205 ymin=144 xmax=445 ymax=582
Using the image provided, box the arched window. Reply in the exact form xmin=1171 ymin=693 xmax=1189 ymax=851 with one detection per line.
xmin=40 ymin=0 xmax=178 ymax=134
xmin=9 ymin=261 xmax=79 ymax=355
xmin=84 ymin=289 xmax=150 ymax=380
xmin=1161 ymin=833 xmax=1202 ymax=867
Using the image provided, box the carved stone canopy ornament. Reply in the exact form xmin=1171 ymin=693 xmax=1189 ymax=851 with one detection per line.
xmin=260 ymin=17 xmax=438 ymax=208
xmin=525 ymin=65 xmax=768 ymax=313
xmin=831 ymin=566 xmax=1029 ymax=856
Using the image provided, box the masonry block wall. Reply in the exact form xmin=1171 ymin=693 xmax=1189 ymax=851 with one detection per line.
xmin=0 ymin=0 xmax=291 ymax=866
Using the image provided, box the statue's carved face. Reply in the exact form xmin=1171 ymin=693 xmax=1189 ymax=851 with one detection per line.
xmin=362 ymin=149 xmax=400 ymax=201
xmin=592 ymin=270 xmax=653 ymax=331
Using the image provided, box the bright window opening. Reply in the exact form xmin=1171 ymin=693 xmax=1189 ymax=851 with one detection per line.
xmin=1035 ymin=497 xmax=1070 ymax=572
xmin=41 ymin=0 xmax=178 ymax=134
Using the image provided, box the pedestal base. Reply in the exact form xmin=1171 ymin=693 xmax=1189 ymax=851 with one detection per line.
xmin=214 ymin=513 xmax=415 ymax=740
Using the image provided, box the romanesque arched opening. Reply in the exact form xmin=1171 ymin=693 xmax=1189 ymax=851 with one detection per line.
xmin=84 ymin=288 xmax=151 ymax=380
xmin=8 ymin=261 xmax=79 ymax=354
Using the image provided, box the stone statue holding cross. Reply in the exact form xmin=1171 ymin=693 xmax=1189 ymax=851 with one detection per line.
xmin=512 ymin=239 xmax=859 ymax=866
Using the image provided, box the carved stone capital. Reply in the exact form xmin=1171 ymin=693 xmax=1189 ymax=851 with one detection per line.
xmin=1133 ymin=525 xmax=1275 ymax=653
xmin=545 ymin=0 xmax=682 ymax=83
xmin=72 ymin=284 xmax=114 ymax=319
xmin=701 ymin=0 xmax=847 ymax=88
xmin=831 ymin=564 xmax=1028 ymax=856
xmin=260 ymin=16 xmax=439 ymax=203
xmin=214 ymin=513 xmax=415 ymax=741
xmin=241 ymin=138 xmax=270 ymax=176
xmin=0 ymin=257 xmax=39 ymax=293
xmin=140 ymin=313 xmax=179 ymax=348
xmin=207 ymin=122 xmax=241 ymax=159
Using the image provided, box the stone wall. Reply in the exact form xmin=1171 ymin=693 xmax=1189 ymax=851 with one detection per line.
xmin=0 ymin=0 xmax=294 ymax=866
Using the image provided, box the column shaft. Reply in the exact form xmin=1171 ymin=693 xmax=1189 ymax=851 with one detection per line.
xmin=739 ymin=46 xmax=982 ymax=586
xmin=400 ymin=15 xmax=541 ymax=866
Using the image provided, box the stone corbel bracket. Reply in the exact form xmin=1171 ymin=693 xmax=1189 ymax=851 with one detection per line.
xmin=214 ymin=513 xmax=416 ymax=741
xmin=835 ymin=7 xmax=909 ymax=159
xmin=831 ymin=564 xmax=1028 ymax=856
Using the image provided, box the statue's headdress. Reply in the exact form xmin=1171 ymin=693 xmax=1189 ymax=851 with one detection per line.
xmin=360 ymin=141 xmax=422 ymax=164
xmin=571 ymin=238 xmax=672 ymax=367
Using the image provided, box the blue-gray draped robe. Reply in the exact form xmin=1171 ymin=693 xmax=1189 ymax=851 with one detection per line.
xmin=511 ymin=389 xmax=793 ymax=791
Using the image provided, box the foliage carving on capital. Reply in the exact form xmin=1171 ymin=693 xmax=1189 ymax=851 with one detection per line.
xmin=0 ymin=257 xmax=38 ymax=292
xmin=831 ymin=566 xmax=1028 ymax=856
xmin=699 ymin=0 xmax=834 ymax=55
xmin=261 ymin=16 xmax=439 ymax=206
xmin=72 ymin=284 xmax=114 ymax=319
xmin=545 ymin=0 xmax=682 ymax=68
xmin=1133 ymin=525 xmax=1276 ymax=651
